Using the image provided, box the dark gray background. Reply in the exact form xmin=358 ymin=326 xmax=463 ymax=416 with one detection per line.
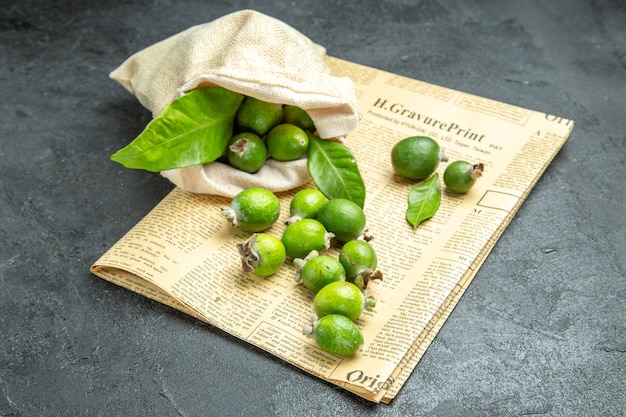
xmin=1 ymin=1 xmax=624 ymax=416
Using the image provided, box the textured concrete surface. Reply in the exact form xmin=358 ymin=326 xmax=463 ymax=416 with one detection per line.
xmin=1 ymin=1 xmax=624 ymax=416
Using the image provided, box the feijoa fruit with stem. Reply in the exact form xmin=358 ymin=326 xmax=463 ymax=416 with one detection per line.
xmin=443 ymin=161 xmax=484 ymax=194
xmin=226 ymin=132 xmax=267 ymax=173
xmin=307 ymin=314 xmax=364 ymax=357
xmin=293 ymin=250 xmax=346 ymax=293
xmin=236 ymin=233 xmax=286 ymax=277
xmin=221 ymin=187 xmax=281 ymax=233
xmin=281 ymin=218 xmax=333 ymax=259
xmin=286 ymin=188 xmax=327 ymax=225
xmin=339 ymin=240 xmax=383 ymax=289
xmin=314 ymin=281 xmax=376 ymax=322
xmin=316 ymin=198 xmax=368 ymax=243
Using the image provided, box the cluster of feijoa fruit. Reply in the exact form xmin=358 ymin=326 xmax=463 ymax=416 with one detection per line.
xmin=391 ymin=136 xmax=484 ymax=193
xmin=285 ymin=189 xmax=382 ymax=357
xmin=221 ymin=187 xmax=383 ymax=357
xmin=391 ymin=136 xmax=485 ymax=228
xmin=221 ymin=97 xmax=316 ymax=173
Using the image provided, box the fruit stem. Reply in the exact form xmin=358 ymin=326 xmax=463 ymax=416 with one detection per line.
xmin=303 ymin=250 xmax=320 ymax=263
xmin=323 ymin=232 xmax=335 ymax=251
xmin=469 ymin=162 xmax=484 ymax=179
xmin=293 ymin=251 xmax=319 ymax=283
xmin=364 ymin=295 xmax=377 ymax=311
xmin=358 ymin=229 xmax=374 ymax=242
xmin=302 ymin=313 xmax=319 ymax=335
xmin=285 ymin=215 xmax=303 ymax=225
xmin=293 ymin=258 xmax=306 ymax=270
xmin=357 ymin=269 xmax=384 ymax=290
xmin=236 ymin=234 xmax=259 ymax=273
xmin=221 ymin=207 xmax=238 ymax=227
xmin=439 ymin=149 xmax=449 ymax=163
xmin=230 ymin=138 xmax=248 ymax=156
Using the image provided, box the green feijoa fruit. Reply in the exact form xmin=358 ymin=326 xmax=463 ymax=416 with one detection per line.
xmin=286 ymin=188 xmax=327 ymax=224
xmin=391 ymin=136 xmax=447 ymax=180
xmin=339 ymin=240 xmax=383 ymax=289
xmin=235 ymin=96 xmax=283 ymax=136
xmin=281 ymin=218 xmax=333 ymax=259
xmin=236 ymin=233 xmax=286 ymax=277
xmin=283 ymin=105 xmax=316 ymax=132
xmin=444 ymin=161 xmax=484 ymax=194
xmin=266 ymin=123 xmax=309 ymax=161
xmin=314 ymin=281 xmax=376 ymax=322
xmin=226 ymin=132 xmax=267 ymax=173
xmin=312 ymin=314 xmax=364 ymax=357
xmin=316 ymin=198 xmax=367 ymax=243
xmin=295 ymin=252 xmax=346 ymax=293
xmin=221 ymin=187 xmax=281 ymax=232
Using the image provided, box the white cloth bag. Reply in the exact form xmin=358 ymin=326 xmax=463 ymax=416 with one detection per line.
xmin=109 ymin=9 xmax=359 ymax=197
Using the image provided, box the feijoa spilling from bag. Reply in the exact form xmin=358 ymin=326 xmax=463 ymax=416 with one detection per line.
xmin=108 ymin=10 xmax=361 ymax=198
xmin=110 ymin=86 xmax=366 ymax=208
xmin=110 ymin=90 xmax=314 ymax=173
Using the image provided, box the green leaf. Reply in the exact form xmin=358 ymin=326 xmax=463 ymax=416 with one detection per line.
xmin=406 ymin=173 xmax=441 ymax=229
xmin=307 ymin=135 xmax=366 ymax=208
xmin=110 ymin=87 xmax=244 ymax=172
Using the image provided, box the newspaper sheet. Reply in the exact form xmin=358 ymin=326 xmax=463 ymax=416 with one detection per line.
xmin=91 ymin=57 xmax=574 ymax=403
